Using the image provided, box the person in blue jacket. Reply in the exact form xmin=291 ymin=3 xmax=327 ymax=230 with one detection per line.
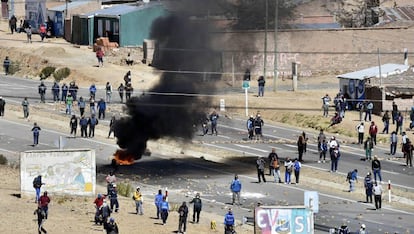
xmin=230 ymin=175 xmax=242 ymax=205
xmin=224 ymin=208 xmax=235 ymax=233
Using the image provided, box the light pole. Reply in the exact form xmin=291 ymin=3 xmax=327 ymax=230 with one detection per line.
xmin=273 ymin=0 xmax=278 ymax=92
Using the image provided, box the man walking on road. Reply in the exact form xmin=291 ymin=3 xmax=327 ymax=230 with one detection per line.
xmin=369 ymin=121 xmax=378 ymax=145
xmin=189 ymin=193 xmax=202 ymax=223
xmin=31 ymin=122 xmax=41 ymax=146
xmin=256 ymin=157 xmax=266 ymax=183
xmin=0 ymin=96 xmax=5 ymax=117
xmin=372 ymin=156 xmax=382 ymax=183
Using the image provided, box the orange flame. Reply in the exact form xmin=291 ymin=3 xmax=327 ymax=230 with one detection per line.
xmin=113 ymin=149 xmax=135 ymax=165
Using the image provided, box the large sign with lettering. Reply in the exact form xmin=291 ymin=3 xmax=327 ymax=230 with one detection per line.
xmin=255 ymin=206 xmax=313 ymax=234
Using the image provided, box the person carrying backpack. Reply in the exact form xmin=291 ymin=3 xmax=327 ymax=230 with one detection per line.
xmin=33 ymin=175 xmax=44 ymax=202
xmin=338 ymin=223 xmax=350 ymax=234
xmin=293 ymin=158 xmax=302 ymax=184
xmin=31 ymin=122 xmax=41 ymax=146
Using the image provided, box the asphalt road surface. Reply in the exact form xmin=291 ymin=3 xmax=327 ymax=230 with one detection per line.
xmin=0 ymin=75 xmax=413 ymax=233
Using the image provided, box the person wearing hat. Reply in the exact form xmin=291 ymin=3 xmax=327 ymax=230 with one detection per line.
xmin=359 ymin=223 xmax=367 ymax=234
xmin=104 ymin=217 xmax=119 ymax=234
xmin=0 ymin=96 xmax=4 ymax=117
xmin=132 ymin=186 xmax=144 ymax=215
xmin=189 ymin=193 xmax=202 ymax=223
xmin=364 ymin=172 xmax=373 ymax=203
xmin=108 ymin=183 xmax=119 ymax=212
xmin=224 ymin=208 xmax=235 ymax=233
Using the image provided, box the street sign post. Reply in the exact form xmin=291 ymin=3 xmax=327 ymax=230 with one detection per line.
xmin=242 ymin=81 xmax=250 ymax=116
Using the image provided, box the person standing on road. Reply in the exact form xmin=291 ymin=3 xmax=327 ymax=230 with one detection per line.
xmin=268 ymin=148 xmax=278 ymax=176
xmin=356 ymin=122 xmax=364 ymax=144
xmin=330 ymin=146 xmax=340 ymax=172
xmin=117 ymin=83 xmax=125 ymax=103
xmin=372 ymin=156 xmax=382 ymax=183
xmin=69 ymin=115 xmax=78 ymax=137
xmin=108 ymin=184 xmax=119 ymax=212
xmin=38 ymin=81 xmax=47 ymax=103
xmin=22 ymin=97 xmax=30 ymax=119
xmin=26 ymin=25 xmax=32 ymax=43
xmin=88 ymin=114 xmax=99 ymax=138
xmin=271 ymin=154 xmax=282 ymax=183
xmin=404 ymin=139 xmax=413 ymax=168
xmin=293 ymin=158 xmax=302 ymax=184
xmin=284 ymin=157 xmax=293 ymax=184
xmin=254 ymin=114 xmax=264 ymax=140
xmin=97 ymin=98 xmax=106 ymax=120
xmin=328 ymin=136 xmax=339 ymax=155
xmin=256 ymin=157 xmax=266 ymax=183
xmin=177 ymin=201 xmax=188 ymax=234
xmin=364 ymin=137 xmax=374 ymax=161
xmin=31 ymin=122 xmax=41 ymax=146
xmin=369 ymin=121 xmax=378 ymax=145
xmin=0 ymin=96 xmax=5 ymax=117
xmin=3 ymin=56 xmax=11 ymax=75
xmin=257 ymin=75 xmax=265 ymax=97
xmin=189 ymin=193 xmax=202 ymax=223
xmin=382 ymin=110 xmax=390 ymax=134
xmin=65 ymin=93 xmax=73 ymax=115
xmin=209 ymin=110 xmax=219 ymax=135
xmin=105 ymin=82 xmax=112 ymax=103
xmin=79 ymin=115 xmax=88 ymax=138
xmin=51 ymin=82 xmax=60 ymax=102
xmin=78 ymin=96 xmax=86 ymax=117
xmin=317 ymin=129 xmax=326 ymax=160
xmin=364 ymin=172 xmax=373 ymax=203
xmin=297 ymin=134 xmax=305 ymax=162
xmin=390 ymin=131 xmax=398 ymax=156
xmin=230 ymin=175 xmax=242 ymax=205
xmin=108 ymin=115 xmax=116 ymax=138
xmin=319 ymin=139 xmax=328 ymax=163
xmin=61 ymin=83 xmax=68 ymax=103
xmin=154 ymin=189 xmax=163 ymax=219
xmin=247 ymin=115 xmax=255 ymax=140
xmin=373 ymin=182 xmax=383 ymax=210
xmin=132 ymin=186 xmax=144 ymax=215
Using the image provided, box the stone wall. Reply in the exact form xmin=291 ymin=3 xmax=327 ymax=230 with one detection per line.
xmin=211 ymin=27 xmax=414 ymax=80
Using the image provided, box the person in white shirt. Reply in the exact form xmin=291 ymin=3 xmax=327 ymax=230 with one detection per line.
xmin=356 ymin=122 xmax=364 ymax=144
xmin=373 ymin=182 xmax=383 ymax=210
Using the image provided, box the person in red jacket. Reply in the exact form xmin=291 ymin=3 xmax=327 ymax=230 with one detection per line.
xmin=96 ymin=47 xmax=105 ymax=67
xmin=369 ymin=121 xmax=378 ymax=145
xmin=39 ymin=24 xmax=47 ymax=42
xmin=38 ymin=191 xmax=50 ymax=219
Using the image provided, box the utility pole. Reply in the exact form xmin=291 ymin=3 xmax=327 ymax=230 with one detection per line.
xmin=263 ymin=0 xmax=268 ymax=78
xmin=273 ymin=0 xmax=278 ymax=92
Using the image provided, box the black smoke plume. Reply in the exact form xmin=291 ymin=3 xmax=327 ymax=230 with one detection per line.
xmin=113 ymin=13 xmax=221 ymax=160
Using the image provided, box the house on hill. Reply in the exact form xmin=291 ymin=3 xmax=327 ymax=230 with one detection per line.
xmin=337 ymin=63 xmax=413 ymax=114
xmin=71 ymin=2 xmax=166 ymax=47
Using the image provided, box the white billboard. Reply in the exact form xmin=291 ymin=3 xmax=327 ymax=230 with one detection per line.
xmin=20 ymin=149 xmax=96 ymax=196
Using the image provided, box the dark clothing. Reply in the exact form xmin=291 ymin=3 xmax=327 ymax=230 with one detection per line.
xmin=103 ymin=221 xmax=119 ymax=234
xmin=0 ymin=98 xmax=5 ymax=116
xmin=61 ymin=84 xmax=68 ymax=102
xmin=79 ymin=117 xmax=88 ymax=138
xmin=209 ymin=112 xmax=219 ymax=135
xmin=88 ymin=116 xmax=99 ymax=137
xmin=178 ymin=204 xmax=189 ymax=233
xmin=117 ymin=84 xmax=125 ymax=103
xmin=97 ymin=100 xmax=106 ymax=119
xmin=38 ymin=84 xmax=47 ymax=103
xmin=70 ymin=116 xmax=78 ymax=136
xmin=364 ymin=176 xmax=373 ymax=203
xmin=34 ymin=208 xmax=47 ymax=234
xmin=3 ymin=57 xmax=11 ymax=75
xmin=189 ymin=197 xmax=202 ymax=223
xmin=32 ymin=126 xmax=41 ymax=145
xmin=52 ymin=83 xmax=60 ymax=102
xmin=256 ymin=158 xmax=266 ymax=183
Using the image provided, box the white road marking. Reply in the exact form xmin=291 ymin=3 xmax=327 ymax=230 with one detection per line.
xmin=234 ymin=144 xmax=268 ymax=152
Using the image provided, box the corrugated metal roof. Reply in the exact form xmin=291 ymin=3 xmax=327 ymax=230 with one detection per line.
xmin=48 ymin=1 xmax=91 ymax=12
xmin=336 ymin=63 xmax=410 ymax=80
xmin=83 ymin=2 xmax=161 ymax=17
xmin=383 ymin=6 xmax=414 ymax=22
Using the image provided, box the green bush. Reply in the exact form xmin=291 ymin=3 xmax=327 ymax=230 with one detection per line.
xmin=39 ymin=66 xmax=56 ymax=80
xmin=8 ymin=61 xmax=21 ymax=75
xmin=53 ymin=67 xmax=71 ymax=82
xmin=116 ymin=182 xmax=134 ymax=197
xmin=0 ymin=154 xmax=8 ymax=165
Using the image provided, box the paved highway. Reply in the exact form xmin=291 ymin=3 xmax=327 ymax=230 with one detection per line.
xmin=0 ymin=75 xmax=413 ymax=233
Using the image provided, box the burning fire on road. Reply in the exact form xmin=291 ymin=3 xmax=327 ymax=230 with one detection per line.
xmin=111 ymin=149 xmax=152 ymax=166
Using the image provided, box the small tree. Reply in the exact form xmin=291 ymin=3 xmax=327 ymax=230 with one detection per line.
xmin=53 ymin=67 xmax=71 ymax=82
xmin=39 ymin=66 xmax=56 ymax=80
